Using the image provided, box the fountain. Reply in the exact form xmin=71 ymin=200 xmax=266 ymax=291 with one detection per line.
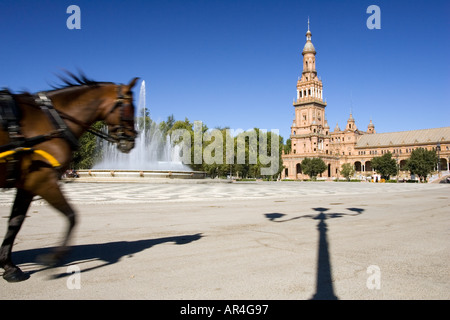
xmin=76 ymin=80 xmax=206 ymax=181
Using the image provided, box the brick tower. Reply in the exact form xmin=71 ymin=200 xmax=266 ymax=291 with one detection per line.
xmin=290 ymin=19 xmax=328 ymax=155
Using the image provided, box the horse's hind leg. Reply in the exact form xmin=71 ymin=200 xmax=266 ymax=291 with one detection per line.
xmin=0 ymin=188 xmax=33 ymax=282
xmin=34 ymin=181 xmax=77 ymax=266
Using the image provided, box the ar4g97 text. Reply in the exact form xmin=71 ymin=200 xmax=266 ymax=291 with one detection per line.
xmin=223 ymin=304 xmax=268 ymax=315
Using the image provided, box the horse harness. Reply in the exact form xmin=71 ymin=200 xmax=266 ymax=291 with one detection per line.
xmin=0 ymin=86 xmax=134 ymax=187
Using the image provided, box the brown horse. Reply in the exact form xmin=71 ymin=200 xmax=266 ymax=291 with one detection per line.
xmin=0 ymin=74 xmax=139 ymax=282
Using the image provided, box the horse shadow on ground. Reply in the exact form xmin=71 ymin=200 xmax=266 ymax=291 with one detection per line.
xmin=12 ymin=233 xmax=203 ymax=279
xmin=264 ymin=207 xmax=364 ymax=300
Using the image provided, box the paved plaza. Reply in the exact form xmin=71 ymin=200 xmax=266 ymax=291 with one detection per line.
xmin=0 ymin=179 xmax=446 ymax=206
xmin=0 ymin=181 xmax=449 ymax=299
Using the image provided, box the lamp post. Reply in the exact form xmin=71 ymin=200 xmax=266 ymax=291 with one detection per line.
xmin=437 ymin=142 xmax=441 ymax=178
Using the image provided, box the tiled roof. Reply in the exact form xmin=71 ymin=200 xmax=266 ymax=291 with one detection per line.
xmin=303 ymin=41 xmax=316 ymax=54
xmin=355 ymin=127 xmax=450 ymax=148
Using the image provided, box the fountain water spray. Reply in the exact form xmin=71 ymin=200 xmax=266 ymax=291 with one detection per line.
xmin=93 ymin=80 xmax=191 ymax=171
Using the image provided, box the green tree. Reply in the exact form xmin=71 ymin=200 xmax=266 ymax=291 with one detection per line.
xmin=169 ymin=117 xmax=194 ymax=133
xmin=234 ymin=129 xmax=257 ymax=179
xmin=167 ymin=118 xmax=209 ymax=172
xmin=340 ymin=163 xmax=355 ymax=181
xmin=284 ymin=138 xmax=291 ymax=154
xmin=162 ymin=118 xmax=286 ymax=180
xmin=202 ymin=127 xmax=230 ymax=178
xmin=406 ymin=148 xmax=438 ymax=182
xmin=371 ymin=152 xmax=398 ymax=180
xmin=301 ymin=157 xmax=327 ymax=180
xmin=159 ymin=114 xmax=175 ymax=137
xmin=137 ymin=107 xmax=152 ymax=131
xmin=71 ymin=121 xmax=105 ymax=169
xmin=264 ymin=131 xmax=284 ymax=180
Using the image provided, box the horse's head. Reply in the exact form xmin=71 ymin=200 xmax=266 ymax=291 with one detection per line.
xmin=104 ymin=77 xmax=139 ymax=153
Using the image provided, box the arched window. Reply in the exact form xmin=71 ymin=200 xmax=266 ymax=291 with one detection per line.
xmin=365 ymin=161 xmax=373 ymax=172
xmin=296 ymin=163 xmax=302 ymax=174
xmin=399 ymin=160 xmax=408 ymax=171
xmin=439 ymin=158 xmax=448 ymax=171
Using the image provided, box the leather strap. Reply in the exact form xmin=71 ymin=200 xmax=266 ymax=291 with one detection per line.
xmin=35 ymin=92 xmax=79 ymax=150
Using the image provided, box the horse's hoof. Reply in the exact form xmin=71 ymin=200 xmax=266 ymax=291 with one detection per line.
xmin=3 ymin=268 xmax=30 ymax=282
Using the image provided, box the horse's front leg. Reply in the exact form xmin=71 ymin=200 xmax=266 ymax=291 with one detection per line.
xmin=33 ymin=178 xmax=77 ymax=266
xmin=0 ymin=188 xmax=34 ymax=282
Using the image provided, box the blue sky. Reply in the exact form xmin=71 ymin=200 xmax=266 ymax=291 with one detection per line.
xmin=1 ymin=0 xmax=449 ymax=141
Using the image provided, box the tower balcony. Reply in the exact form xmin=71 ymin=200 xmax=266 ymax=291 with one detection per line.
xmin=294 ymin=97 xmax=327 ymax=106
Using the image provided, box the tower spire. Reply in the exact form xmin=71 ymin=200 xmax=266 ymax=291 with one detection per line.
xmin=303 ymin=19 xmax=315 ymax=54
xmin=296 ymin=18 xmax=324 ymax=105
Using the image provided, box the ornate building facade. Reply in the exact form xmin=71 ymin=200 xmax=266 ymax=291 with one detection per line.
xmin=281 ymin=22 xmax=450 ymax=180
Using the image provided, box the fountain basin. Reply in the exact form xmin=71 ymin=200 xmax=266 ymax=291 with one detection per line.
xmin=75 ymin=169 xmax=207 ymax=181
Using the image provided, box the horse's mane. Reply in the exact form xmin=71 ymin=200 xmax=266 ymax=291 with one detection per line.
xmin=49 ymin=70 xmax=114 ymax=92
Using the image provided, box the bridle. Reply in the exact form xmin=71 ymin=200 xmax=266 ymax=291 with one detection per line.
xmin=34 ymin=84 xmax=137 ymax=150
xmin=102 ymin=85 xmax=137 ymax=145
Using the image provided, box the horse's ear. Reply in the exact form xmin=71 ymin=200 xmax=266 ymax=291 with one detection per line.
xmin=126 ymin=77 xmax=140 ymax=90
